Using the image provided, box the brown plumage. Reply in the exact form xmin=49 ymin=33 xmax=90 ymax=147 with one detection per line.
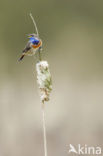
xmin=18 ymin=54 xmax=25 ymax=61
xmin=18 ymin=42 xmax=31 ymax=61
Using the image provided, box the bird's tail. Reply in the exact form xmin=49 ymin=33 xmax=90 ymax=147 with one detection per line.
xmin=18 ymin=54 xmax=25 ymax=61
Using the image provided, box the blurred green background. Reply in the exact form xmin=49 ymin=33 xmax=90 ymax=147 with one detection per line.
xmin=0 ymin=0 xmax=103 ymax=156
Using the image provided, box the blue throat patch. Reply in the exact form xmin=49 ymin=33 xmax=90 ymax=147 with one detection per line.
xmin=29 ymin=37 xmax=39 ymax=45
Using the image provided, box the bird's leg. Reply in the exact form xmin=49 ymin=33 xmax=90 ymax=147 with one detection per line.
xmin=38 ymin=47 xmax=42 ymax=61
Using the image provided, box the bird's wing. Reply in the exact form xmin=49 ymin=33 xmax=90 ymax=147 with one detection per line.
xmin=22 ymin=41 xmax=31 ymax=53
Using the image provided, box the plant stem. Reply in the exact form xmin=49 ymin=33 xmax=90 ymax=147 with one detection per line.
xmin=42 ymin=103 xmax=48 ymax=156
xmin=39 ymin=50 xmax=42 ymax=61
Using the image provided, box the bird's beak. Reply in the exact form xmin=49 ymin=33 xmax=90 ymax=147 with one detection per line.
xmin=27 ymin=34 xmax=32 ymax=38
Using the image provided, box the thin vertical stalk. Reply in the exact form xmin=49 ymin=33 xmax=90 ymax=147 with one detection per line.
xmin=42 ymin=103 xmax=47 ymax=156
xmin=36 ymin=59 xmax=52 ymax=156
xmin=39 ymin=51 xmax=42 ymax=61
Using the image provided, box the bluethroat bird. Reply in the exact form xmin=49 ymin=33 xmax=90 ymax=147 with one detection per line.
xmin=19 ymin=13 xmax=42 ymax=61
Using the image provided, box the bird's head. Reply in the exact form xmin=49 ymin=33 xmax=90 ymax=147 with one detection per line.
xmin=28 ymin=33 xmax=38 ymax=38
xmin=28 ymin=34 xmax=40 ymax=45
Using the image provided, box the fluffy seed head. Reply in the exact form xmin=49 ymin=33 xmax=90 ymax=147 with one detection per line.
xmin=36 ymin=61 xmax=52 ymax=103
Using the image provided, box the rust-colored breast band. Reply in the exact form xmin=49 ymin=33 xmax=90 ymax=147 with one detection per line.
xmin=32 ymin=40 xmax=42 ymax=49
